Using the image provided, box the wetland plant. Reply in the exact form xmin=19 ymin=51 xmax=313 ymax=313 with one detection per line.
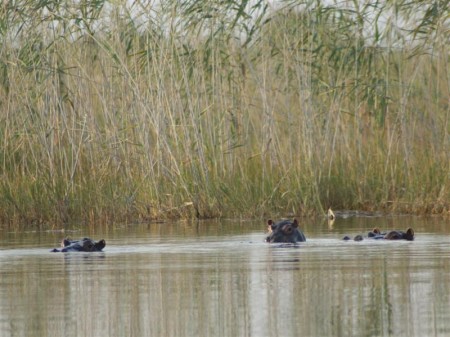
xmin=0 ymin=0 xmax=448 ymax=226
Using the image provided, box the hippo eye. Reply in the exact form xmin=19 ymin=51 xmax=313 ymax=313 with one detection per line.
xmin=285 ymin=226 xmax=292 ymax=233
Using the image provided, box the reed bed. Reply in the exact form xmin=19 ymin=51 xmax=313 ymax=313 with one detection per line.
xmin=0 ymin=0 xmax=448 ymax=227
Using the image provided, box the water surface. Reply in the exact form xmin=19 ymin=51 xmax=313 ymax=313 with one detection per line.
xmin=0 ymin=216 xmax=449 ymax=337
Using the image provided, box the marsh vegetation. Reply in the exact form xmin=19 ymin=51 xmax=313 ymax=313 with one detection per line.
xmin=0 ymin=0 xmax=448 ymax=226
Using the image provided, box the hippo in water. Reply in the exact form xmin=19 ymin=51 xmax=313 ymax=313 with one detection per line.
xmin=51 ymin=237 xmax=106 ymax=252
xmin=343 ymin=234 xmax=364 ymax=241
xmin=384 ymin=228 xmax=414 ymax=240
xmin=367 ymin=227 xmax=385 ymax=238
xmin=265 ymin=219 xmax=306 ymax=243
xmin=343 ymin=228 xmax=414 ymax=241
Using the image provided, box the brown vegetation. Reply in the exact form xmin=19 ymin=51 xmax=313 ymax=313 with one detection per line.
xmin=0 ymin=1 xmax=448 ymax=226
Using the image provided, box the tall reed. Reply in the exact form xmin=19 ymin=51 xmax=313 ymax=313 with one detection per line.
xmin=0 ymin=0 xmax=448 ymax=226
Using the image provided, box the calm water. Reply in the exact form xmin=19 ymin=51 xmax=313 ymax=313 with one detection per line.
xmin=0 ymin=216 xmax=449 ymax=337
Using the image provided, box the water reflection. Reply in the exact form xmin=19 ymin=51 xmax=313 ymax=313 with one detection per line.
xmin=0 ymin=217 xmax=449 ymax=337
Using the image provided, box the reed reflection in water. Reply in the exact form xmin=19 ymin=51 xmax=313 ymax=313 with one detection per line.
xmin=0 ymin=218 xmax=450 ymax=337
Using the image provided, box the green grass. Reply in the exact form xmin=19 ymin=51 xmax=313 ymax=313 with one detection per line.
xmin=0 ymin=1 xmax=448 ymax=227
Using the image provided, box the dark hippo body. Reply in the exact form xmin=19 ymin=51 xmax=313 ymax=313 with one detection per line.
xmin=51 ymin=237 xmax=106 ymax=252
xmin=265 ymin=219 xmax=306 ymax=243
xmin=343 ymin=228 xmax=414 ymax=241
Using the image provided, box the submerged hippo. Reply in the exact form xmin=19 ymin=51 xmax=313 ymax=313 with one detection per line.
xmin=51 ymin=237 xmax=106 ymax=252
xmin=343 ymin=227 xmax=414 ymax=241
xmin=367 ymin=227 xmax=385 ymax=238
xmin=342 ymin=234 xmax=364 ymax=241
xmin=265 ymin=219 xmax=306 ymax=243
xmin=384 ymin=228 xmax=415 ymax=240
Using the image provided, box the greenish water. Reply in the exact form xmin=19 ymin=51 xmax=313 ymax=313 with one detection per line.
xmin=0 ymin=216 xmax=449 ymax=337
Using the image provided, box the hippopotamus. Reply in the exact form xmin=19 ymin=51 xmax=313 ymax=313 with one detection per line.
xmin=343 ymin=228 xmax=414 ymax=241
xmin=342 ymin=234 xmax=364 ymax=241
xmin=384 ymin=228 xmax=414 ymax=240
xmin=51 ymin=237 xmax=106 ymax=252
xmin=367 ymin=227 xmax=385 ymax=238
xmin=265 ymin=219 xmax=306 ymax=243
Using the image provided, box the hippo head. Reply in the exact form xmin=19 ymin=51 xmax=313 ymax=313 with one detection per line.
xmin=367 ymin=227 xmax=385 ymax=238
xmin=384 ymin=228 xmax=415 ymax=241
xmin=266 ymin=219 xmax=306 ymax=243
xmin=383 ymin=228 xmax=415 ymax=240
xmin=81 ymin=238 xmax=106 ymax=251
xmin=53 ymin=237 xmax=106 ymax=252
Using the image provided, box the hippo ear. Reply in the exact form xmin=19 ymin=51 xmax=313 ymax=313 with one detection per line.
xmin=406 ymin=228 xmax=414 ymax=236
xmin=292 ymin=219 xmax=299 ymax=228
xmin=267 ymin=220 xmax=275 ymax=230
xmin=373 ymin=227 xmax=380 ymax=234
